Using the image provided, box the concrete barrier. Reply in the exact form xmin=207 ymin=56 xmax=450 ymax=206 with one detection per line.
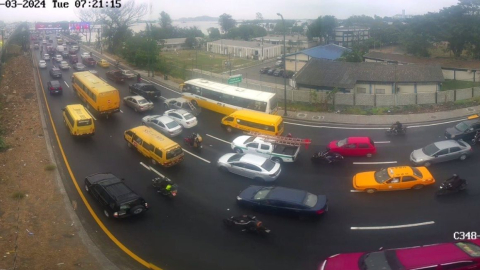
xmin=376 ymin=94 xmax=396 ymax=107
xmin=437 ymin=90 xmax=454 ymax=103
xmin=474 ymin=87 xmax=480 ymax=97
xmin=456 ymin=88 xmax=473 ymax=100
xmin=355 ymin=94 xmax=375 ymax=106
xmin=417 ymin=92 xmax=436 ymax=104
xmin=396 ymin=93 xmax=416 ymax=106
xmin=335 ymin=93 xmax=354 ymax=105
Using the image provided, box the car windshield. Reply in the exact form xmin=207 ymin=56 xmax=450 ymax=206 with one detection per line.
xmin=244 ymin=136 xmax=255 ymax=144
xmin=337 ymin=139 xmax=347 ymax=147
xmin=411 ymin=167 xmax=423 ymax=178
xmin=455 ymin=122 xmax=470 ymax=132
xmin=183 ymin=113 xmax=194 ymax=120
xmin=253 ymin=187 xmax=273 ymax=200
xmin=51 ymin=81 xmax=60 ymax=87
xmin=165 ymin=121 xmax=179 ymax=129
xmin=303 ymin=193 xmax=317 ymax=208
xmin=261 ymin=159 xmax=276 ymax=171
xmin=456 ymin=242 xmax=480 ymax=257
xmin=137 ymin=99 xmax=148 ymax=104
xmin=374 ymin=169 xmax=390 ymax=183
xmin=227 ymin=154 xmax=243 ymax=162
xmin=422 ymin=143 xmax=440 ymax=156
xmin=166 ymin=147 xmax=183 ymax=160
xmin=359 ymin=251 xmax=393 ymax=270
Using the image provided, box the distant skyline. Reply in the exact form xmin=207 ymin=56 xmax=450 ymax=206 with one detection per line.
xmin=1 ymin=0 xmax=460 ymax=23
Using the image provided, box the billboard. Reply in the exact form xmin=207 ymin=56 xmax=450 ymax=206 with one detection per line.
xmin=69 ymin=22 xmax=91 ymax=31
xmin=35 ymin=22 xmax=69 ymax=30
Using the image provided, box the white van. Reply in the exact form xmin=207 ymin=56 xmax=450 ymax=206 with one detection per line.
xmin=56 ymin=45 xmax=65 ymax=52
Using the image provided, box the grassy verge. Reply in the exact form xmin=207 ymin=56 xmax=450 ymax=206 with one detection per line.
xmin=441 ymin=79 xmax=480 ymax=91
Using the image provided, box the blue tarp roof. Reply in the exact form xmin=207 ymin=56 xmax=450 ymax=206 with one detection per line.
xmin=301 ymin=44 xmax=351 ymax=60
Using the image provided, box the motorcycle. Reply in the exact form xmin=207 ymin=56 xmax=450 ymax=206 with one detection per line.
xmin=311 ymin=150 xmax=344 ymax=164
xmin=152 ymin=177 xmax=178 ymax=198
xmin=472 ymin=131 xmax=480 ymax=145
xmin=435 ymin=178 xmax=467 ymax=196
xmin=385 ymin=127 xmax=407 ymax=136
xmin=223 ymin=215 xmax=271 ymax=236
xmin=184 ymin=134 xmax=203 ymax=149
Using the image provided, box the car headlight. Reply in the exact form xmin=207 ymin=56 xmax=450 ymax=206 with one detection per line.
xmin=236 ymin=196 xmax=242 ymax=201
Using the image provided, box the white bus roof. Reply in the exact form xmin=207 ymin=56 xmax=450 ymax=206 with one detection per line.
xmin=185 ymin=79 xmax=276 ymax=103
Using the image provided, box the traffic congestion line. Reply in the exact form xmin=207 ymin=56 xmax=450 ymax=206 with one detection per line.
xmin=31 ymin=53 xmax=162 ymax=270
xmin=351 ymin=221 xmax=435 ymax=230
xmin=353 ymin=161 xmax=397 ymax=165
xmin=183 ymin=149 xmax=211 ymax=163
xmin=206 ymin=134 xmax=230 ymax=144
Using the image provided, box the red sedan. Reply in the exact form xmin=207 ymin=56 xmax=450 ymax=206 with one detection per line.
xmin=320 ymin=239 xmax=480 ymax=270
xmin=327 ymin=137 xmax=376 ymax=157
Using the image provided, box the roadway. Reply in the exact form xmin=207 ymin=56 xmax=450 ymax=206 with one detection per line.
xmin=33 ymin=37 xmax=480 ymax=270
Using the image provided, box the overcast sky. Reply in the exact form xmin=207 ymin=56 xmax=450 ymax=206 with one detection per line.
xmin=1 ymin=0 xmax=460 ymax=22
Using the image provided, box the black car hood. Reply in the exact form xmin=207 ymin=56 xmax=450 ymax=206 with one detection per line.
xmin=446 ymin=126 xmax=462 ymax=136
xmin=314 ymin=195 xmax=328 ymax=209
xmin=238 ymin=185 xmax=264 ymax=200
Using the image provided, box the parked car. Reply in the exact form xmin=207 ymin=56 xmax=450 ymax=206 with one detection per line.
xmin=43 ymin=54 xmax=50 ymax=60
xmin=123 ymin=95 xmax=154 ymax=112
xmin=164 ymin=109 xmax=198 ymax=128
xmin=352 ymin=166 xmax=435 ymax=193
xmin=237 ymin=185 xmax=328 ymax=217
xmin=163 ymin=97 xmax=201 ymax=116
xmin=84 ymin=173 xmax=149 ymax=218
xmin=129 ymin=83 xmax=162 ymax=100
xmin=320 ymin=239 xmax=480 ymax=270
xmin=73 ymin=63 xmax=86 ymax=71
xmin=106 ymin=70 xmax=126 ymax=83
xmin=267 ymin=68 xmax=276 ymax=75
xmin=97 ymin=59 xmax=110 ymax=68
xmin=47 ymin=80 xmax=62 ymax=95
xmin=69 ymin=55 xmax=78 ymax=64
xmin=121 ymin=69 xmax=136 ymax=79
xmin=328 ymin=137 xmax=376 ymax=157
xmin=273 ymin=69 xmax=284 ymax=77
xmin=59 ymin=61 xmax=70 ymax=70
xmin=260 ymin=67 xmax=269 ymax=74
xmin=217 ymin=153 xmax=281 ymax=182
xmin=445 ymin=119 xmax=480 ymax=142
xmin=142 ymin=115 xmax=182 ymax=137
xmin=49 ymin=67 xmax=62 ymax=78
xmin=410 ymin=139 xmax=472 ymax=167
xmin=275 ymin=60 xmax=283 ymax=67
xmin=39 ymin=60 xmax=47 ymax=68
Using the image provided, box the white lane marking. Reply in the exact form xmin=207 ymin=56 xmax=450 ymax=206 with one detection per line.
xmin=142 ymin=78 xmax=180 ymax=95
xmin=285 ymin=118 xmax=464 ymax=130
xmin=140 ymin=162 xmax=150 ymax=170
xmin=119 ymin=110 xmax=123 ymax=113
xmin=374 ymin=141 xmax=390 ymax=144
xmin=350 ymin=190 xmax=363 ymax=192
xmin=351 ymin=221 xmax=435 ymax=230
xmin=84 ymin=108 xmax=97 ymax=121
xmin=182 ymin=149 xmax=211 ymax=163
xmin=353 ymin=161 xmax=397 ymax=165
xmin=207 ymin=134 xmax=230 ymax=144
xmin=139 ymin=162 xmax=168 ymax=178
xmin=64 ymin=81 xmax=70 ymax=88
xmin=159 ymin=96 xmax=166 ymax=100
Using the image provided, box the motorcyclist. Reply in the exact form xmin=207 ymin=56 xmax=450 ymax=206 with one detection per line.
xmin=232 ymin=215 xmax=258 ymax=231
xmin=156 ymin=178 xmax=172 ymax=193
xmin=321 ymin=150 xmax=337 ymax=163
xmin=391 ymin=121 xmax=403 ymax=134
xmin=445 ymin=174 xmax=464 ymax=190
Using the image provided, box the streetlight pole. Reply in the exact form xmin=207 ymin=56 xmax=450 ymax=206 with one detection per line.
xmin=277 ymin=13 xmax=287 ymax=116
xmin=150 ymin=23 xmax=154 ymax=78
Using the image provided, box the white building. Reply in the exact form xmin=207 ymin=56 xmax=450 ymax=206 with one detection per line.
xmin=207 ymin=39 xmax=282 ymax=60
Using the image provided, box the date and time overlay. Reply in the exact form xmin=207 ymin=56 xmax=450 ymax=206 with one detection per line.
xmin=0 ymin=0 xmax=121 ymax=8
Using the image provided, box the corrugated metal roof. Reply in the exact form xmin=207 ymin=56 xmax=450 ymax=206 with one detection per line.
xmin=301 ymin=44 xmax=351 ymax=60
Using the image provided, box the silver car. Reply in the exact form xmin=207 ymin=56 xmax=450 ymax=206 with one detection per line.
xmin=163 ymin=97 xmax=201 ymax=116
xmin=59 ymin=60 xmax=70 ymax=70
xmin=123 ymin=95 xmax=154 ymax=112
xmin=217 ymin=153 xmax=281 ymax=182
xmin=142 ymin=115 xmax=182 ymax=137
xmin=39 ymin=60 xmax=47 ymax=68
xmin=410 ymin=139 xmax=471 ymax=167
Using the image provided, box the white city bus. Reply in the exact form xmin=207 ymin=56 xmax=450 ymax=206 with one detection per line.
xmin=180 ymin=79 xmax=278 ymax=115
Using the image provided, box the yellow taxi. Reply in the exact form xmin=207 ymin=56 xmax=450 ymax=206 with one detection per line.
xmin=352 ymin=166 xmax=435 ymax=193
xmin=97 ymin=59 xmax=110 ymax=68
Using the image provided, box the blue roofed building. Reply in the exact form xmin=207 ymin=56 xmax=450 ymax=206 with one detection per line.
xmin=285 ymin=44 xmax=351 ymax=72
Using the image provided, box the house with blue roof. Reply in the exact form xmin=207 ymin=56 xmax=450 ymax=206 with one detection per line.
xmin=285 ymin=44 xmax=351 ymax=72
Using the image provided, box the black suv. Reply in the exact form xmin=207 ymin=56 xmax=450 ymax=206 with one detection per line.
xmin=445 ymin=119 xmax=480 ymax=141
xmin=49 ymin=67 xmax=62 ymax=78
xmin=129 ymin=83 xmax=162 ymax=100
xmin=84 ymin=173 xmax=148 ymax=218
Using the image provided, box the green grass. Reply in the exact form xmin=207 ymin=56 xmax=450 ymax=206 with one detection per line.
xmin=161 ymin=50 xmax=257 ymax=73
xmin=44 ymin=164 xmax=57 ymax=171
xmin=441 ymin=80 xmax=480 ymax=91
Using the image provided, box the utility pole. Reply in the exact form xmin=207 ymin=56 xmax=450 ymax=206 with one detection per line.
xmin=147 ymin=24 xmax=151 ymax=77
xmin=150 ymin=23 xmax=154 ymax=78
xmin=277 ymin=13 xmax=287 ymax=116
xmin=229 ymin=52 xmax=232 ymax=75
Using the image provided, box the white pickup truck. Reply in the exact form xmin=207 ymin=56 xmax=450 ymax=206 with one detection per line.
xmin=231 ymin=135 xmax=300 ymax=163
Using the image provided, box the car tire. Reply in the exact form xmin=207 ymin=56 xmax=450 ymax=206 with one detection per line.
xmin=272 ymin=157 xmax=282 ymax=163
xmin=459 ymin=154 xmax=467 ymax=161
xmin=233 ymin=147 xmax=243 ymax=153
xmin=127 ymin=142 xmax=133 ymax=148
xmin=424 ymin=161 xmax=431 ymax=167
xmin=218 ymin=166 xmax=228 ymax=173
xmin=131 ymin=205 xmax=144 ymax=215
xmin=84 ymin=184 xmax=89 ymax=192
xmin=104 ymin=210 xmax=110 ymax=218
xmin=412 ymin=184 xmax=424 ymax=190
xmin=366 ymin=188 xmax=376 ymax=194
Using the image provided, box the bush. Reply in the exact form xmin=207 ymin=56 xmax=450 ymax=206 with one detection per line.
xmin=44 ymin=164 xmax=56 ymax=171
xmin=12 ymin=191 xmax=25 ymax=200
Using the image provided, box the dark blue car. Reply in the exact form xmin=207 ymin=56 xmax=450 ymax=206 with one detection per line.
xmin=236 ymin=185 xmax=328 ymax=217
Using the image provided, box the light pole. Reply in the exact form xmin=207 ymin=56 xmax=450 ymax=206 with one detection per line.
xmin=277 ymin=13 xmax=287 ymax=116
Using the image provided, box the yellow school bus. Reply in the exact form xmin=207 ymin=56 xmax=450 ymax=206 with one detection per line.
xmin=71 ymin=71 xmax=120 ymax=118
xmin=63 ymin=104 xmax=95 ymax=136
xmin=180 ymin=79 xmax=278 ymax=115
xmin=124 ymin=126 xmax=184 ymax=167
xmin=221 ymin=110 xmax=284 ymax=136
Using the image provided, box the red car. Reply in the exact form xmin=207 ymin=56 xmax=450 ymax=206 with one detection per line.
xmin=320 ymin=240 xmax=480 ymax=270
xmin=327 ymin=137 xmax=376 ymax=157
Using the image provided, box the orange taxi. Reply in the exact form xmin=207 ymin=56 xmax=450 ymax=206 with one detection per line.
xmin=352 ymin=166 xmax=435 ymax=193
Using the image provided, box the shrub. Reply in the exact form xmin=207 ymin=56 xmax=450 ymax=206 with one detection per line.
xmin=12 ymin=191 xmax=25 ymax=200
xmin=44 ymin=164 xmax=57 ymax=171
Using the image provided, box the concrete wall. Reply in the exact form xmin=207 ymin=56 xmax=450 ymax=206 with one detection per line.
xmin=373 ymin=84 xmax=394 ymax=94
xmin=355 ymin=94 xmax=375 ymax=106
xmin=443 ymin=69 xmax=455 ymax=80
xmin=396 ymin=93 xmax=416 ymax=105
xmin=417 ymin=84 xmax=437 ymax=93
xmin=456 ymin=88 xmax=473 ymax=100
xmin=417 ymin=93 xmax=436 ymax=104
xmin=397 ymin=84 xmax=415 ymax=94
xmin=376 ymin=94 xmax=396 ymax=106
xmin=286 ymin=60 xmax=306 ymax=72
xmin=335 ymin=93 xmax=354 ymax=105
xmin=474 ymin=87 xmax=480 ymax=97
xmin=437 ymin=90 xmax=455 ymax=103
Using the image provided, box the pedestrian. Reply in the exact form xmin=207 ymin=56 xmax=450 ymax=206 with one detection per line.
xmin=137 ymin=73 xmax=141 ymax=83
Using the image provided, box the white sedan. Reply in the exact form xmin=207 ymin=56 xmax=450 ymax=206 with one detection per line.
xmin=164 ymin=109 xmax=198 ymax=128
xmin=142 ymin=115 xmax=182 ymax=137
xmin=39 ymin=60 xmax=47 ymax=68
